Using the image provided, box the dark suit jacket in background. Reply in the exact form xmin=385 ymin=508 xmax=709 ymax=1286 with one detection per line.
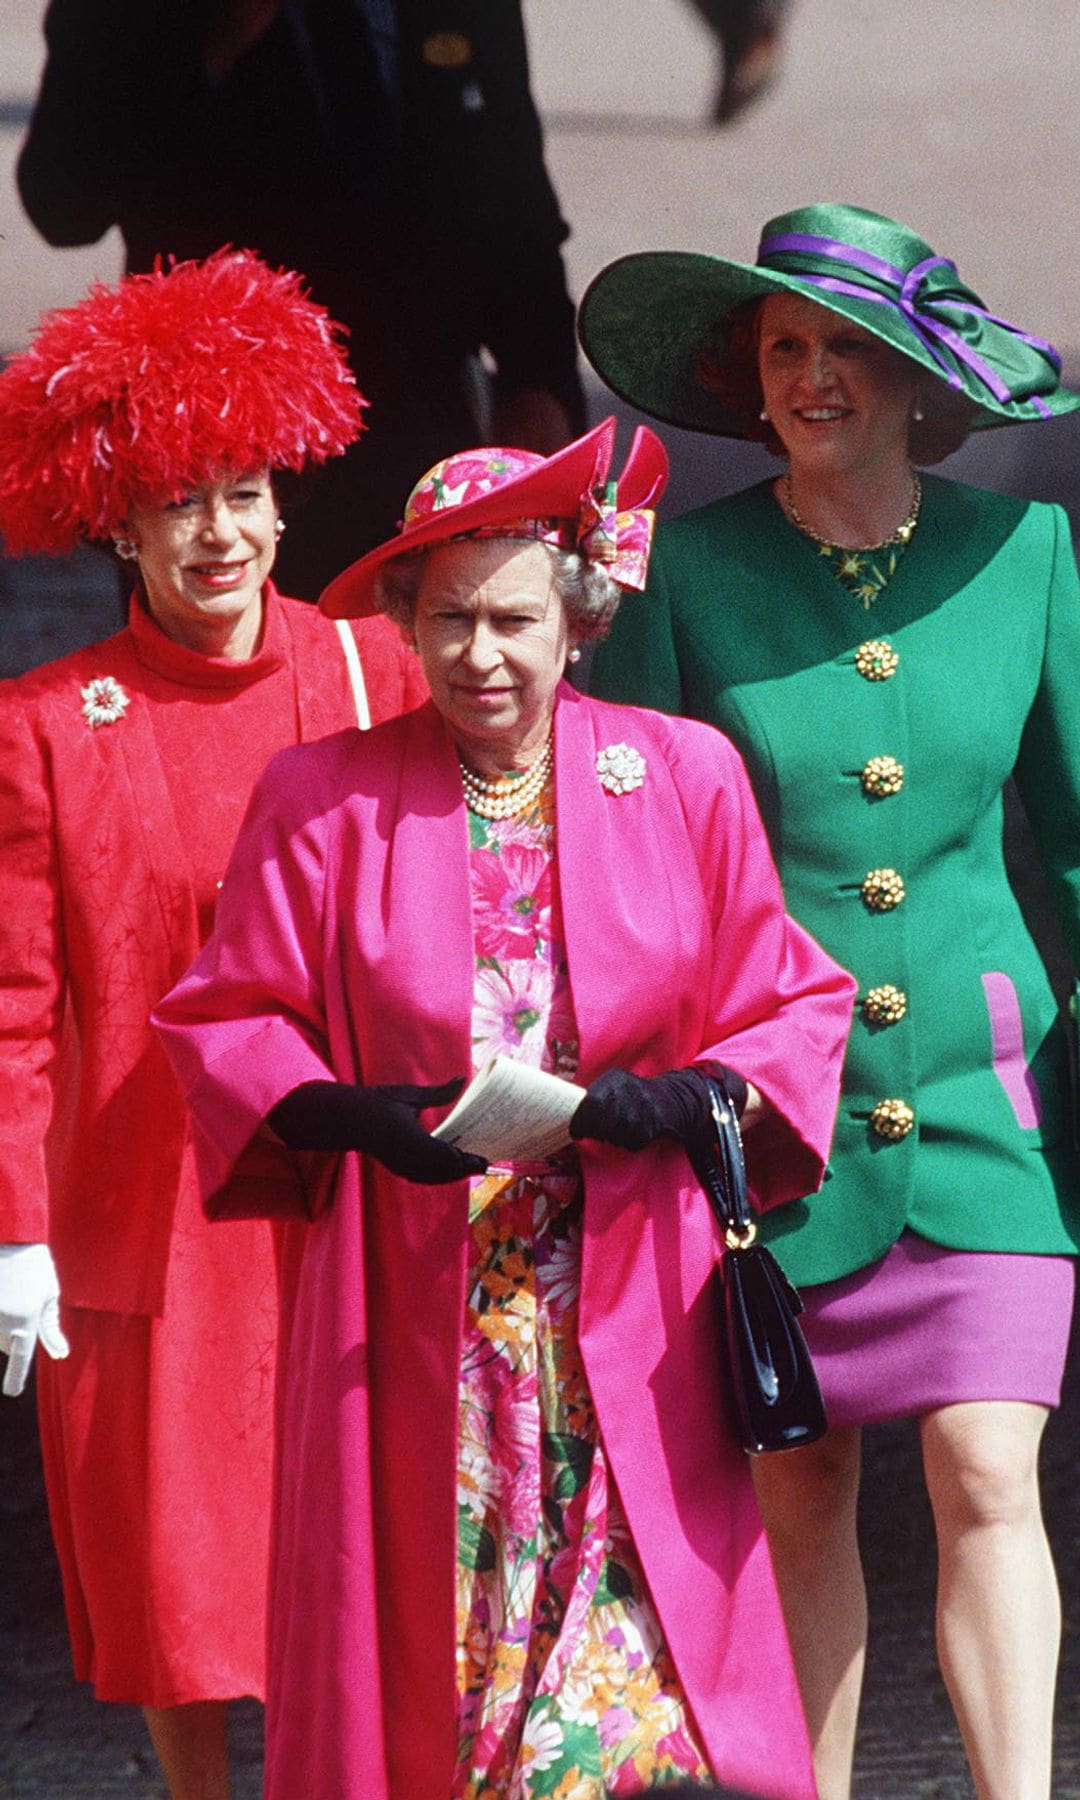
xmin=18 ymin=0 xmax=585 ymax=592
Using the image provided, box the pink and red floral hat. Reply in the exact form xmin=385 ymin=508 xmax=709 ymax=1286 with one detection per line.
xmin=319 ymin=416 xmax=667 ymax=618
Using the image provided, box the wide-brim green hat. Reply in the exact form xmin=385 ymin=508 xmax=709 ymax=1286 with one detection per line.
xmin=578 ymin=202 xmax=1080 ymax=437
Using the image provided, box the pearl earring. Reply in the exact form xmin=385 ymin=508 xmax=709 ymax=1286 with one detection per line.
xmin=567 ymin=647 xmax=582 ymax=664
xmin=912 ymin=400 xmax=925 ymax=422
xmin=274 ymin=518 xmax=286 ymax=537
xmin=113 ymin=537 xmax=139 ymax=561
xmin=759 ymin=407 xmax=770 ymax=422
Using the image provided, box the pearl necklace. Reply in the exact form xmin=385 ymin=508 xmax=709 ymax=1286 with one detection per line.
xmin=783 ymin=471 xmax=922 ymax=551
xmin=458 ymin=737 xmax=554 ymax=820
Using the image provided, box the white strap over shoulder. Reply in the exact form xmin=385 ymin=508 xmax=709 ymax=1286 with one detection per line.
xmin=335 ymin=619 xmax=371 ymax=730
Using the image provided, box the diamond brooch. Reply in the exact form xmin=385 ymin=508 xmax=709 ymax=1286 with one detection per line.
xmin=81 ymin=677 xmax=131 ymax=729
xmin=596 ymin=742 xmax=646 ymax=795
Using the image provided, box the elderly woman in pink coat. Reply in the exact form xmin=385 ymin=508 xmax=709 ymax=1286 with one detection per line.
xmin=154 ymin=418 xmax=855 ymax=1800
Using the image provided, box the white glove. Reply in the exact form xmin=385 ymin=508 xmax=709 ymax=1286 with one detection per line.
xmin=0 ymin=1243 xmax=70 ymax=1397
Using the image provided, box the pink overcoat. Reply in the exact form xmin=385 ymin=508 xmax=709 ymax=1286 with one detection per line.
xmin=155 ymin=684 xmax=855 ymax=1800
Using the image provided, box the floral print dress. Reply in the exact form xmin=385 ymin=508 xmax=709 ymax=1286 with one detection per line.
xmin=453 ymin=784 xmax=713 ymax=1799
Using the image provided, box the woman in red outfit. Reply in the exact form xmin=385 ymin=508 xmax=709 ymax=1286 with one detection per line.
xmin=0 ymin=251 xmax=426 ymax=1799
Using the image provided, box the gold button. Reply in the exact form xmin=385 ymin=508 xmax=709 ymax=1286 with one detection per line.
xmin=861 ymin=754 xmax=904 ymax=797
xmin=863 ymin=983 xmax=908 ymax=1025
xmin=861 ymin=868 xmax=905 ymax=911
xmin=422 ymin=30 xmax=473 ymax=66
xmin=854 ymin=639 xmax=899 ymax=681
xmin=870 ymin=1098 xmax=915 ymax=1140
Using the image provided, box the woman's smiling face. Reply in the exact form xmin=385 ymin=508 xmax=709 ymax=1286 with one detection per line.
xmin=757 ymin=291 xmax=917 ymax=480
xmin=128 ymin=469 xmax=278 ymax=655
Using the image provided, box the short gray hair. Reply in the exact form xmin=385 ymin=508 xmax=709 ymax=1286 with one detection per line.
xmin=374 ymin=541 xmax=625 ymax=643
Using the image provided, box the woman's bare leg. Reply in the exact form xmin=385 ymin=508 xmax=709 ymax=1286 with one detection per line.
xmin=752 ymin=1425 xmax=865 ymax=1800
xmin=142 ymin=1701 xmax=230 ymax=1800
xmin=921 ymin=1401 xmax=1058 ymax=1800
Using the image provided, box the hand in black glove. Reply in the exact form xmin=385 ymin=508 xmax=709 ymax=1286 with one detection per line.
xmin=267 ymin=1077 xmax=488 ymax=1184
xmin=569 ymin=1062 xmax=747 ymax=1152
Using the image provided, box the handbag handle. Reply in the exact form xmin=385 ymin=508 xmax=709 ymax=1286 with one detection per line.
xmin=695 ymin=1073 xmax=757 ymax=1250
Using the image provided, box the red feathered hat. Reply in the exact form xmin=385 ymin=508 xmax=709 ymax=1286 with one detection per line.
xmin=320 ymin=417 xmax=668 ymax=619
xmin=0 ymin=249 xmax=366 ymax=554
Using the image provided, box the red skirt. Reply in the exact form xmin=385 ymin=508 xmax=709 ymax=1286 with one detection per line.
xmin=37 ymin=1166 xmax=278 ymax=1707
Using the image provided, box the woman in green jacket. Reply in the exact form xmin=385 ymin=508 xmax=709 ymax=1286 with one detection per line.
xmin=580 ymin=204 xmax=1080 ymax=1800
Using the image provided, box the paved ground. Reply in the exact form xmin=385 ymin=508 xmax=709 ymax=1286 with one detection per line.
xmin=1 ymin=1 xmax=1079 ymax=1793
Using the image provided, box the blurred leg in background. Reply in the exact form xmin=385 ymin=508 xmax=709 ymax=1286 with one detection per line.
xmin=682 ymin=0 xmax=791 ymax=123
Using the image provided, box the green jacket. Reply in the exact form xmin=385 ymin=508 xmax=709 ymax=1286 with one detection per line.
xmin=592 ymin=474 xmax=1080 ymax=1284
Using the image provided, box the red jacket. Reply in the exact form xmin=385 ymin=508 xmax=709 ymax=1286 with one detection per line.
xmin=0 ymin=586 xmax=426 ymax=1313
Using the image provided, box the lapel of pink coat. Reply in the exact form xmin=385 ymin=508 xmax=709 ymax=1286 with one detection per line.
xmin=555 ymin=681 xmax=715 ymax=1081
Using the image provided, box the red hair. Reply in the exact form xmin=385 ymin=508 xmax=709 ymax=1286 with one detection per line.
xmin=0 ymin=250 xmax=366 ymax=553
xmin=695 ymin=298 xmax=786 ymax=454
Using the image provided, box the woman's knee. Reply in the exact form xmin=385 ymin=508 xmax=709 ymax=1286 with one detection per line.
xmin=752 ymin=1425 xmax=862 ymax=1552
xmin=921 ymin=1402 xmax=1048 ymax=1534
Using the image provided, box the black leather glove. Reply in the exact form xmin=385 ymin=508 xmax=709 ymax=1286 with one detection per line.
xmin=267 ymin=1077 xmax=488 ymax=1184
xmin=569 ymin=1062 xmax=747 ymax=1152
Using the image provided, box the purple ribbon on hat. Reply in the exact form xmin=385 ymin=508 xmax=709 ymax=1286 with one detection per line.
xmin=759 ymin=232 xmax=1059 ymax=418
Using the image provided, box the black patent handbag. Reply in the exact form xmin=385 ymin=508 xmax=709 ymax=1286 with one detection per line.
xmin=693 ymin=1073 xmax=827 ymax=1455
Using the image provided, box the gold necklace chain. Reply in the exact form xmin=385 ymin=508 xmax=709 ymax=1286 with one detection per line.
xmin=458 ymin=737 xmax=554 ymax=820
xmin=783 ymin=471 xmax=922 ymax=552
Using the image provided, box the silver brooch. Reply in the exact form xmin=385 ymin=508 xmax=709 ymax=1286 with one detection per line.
xmin=596 ymin=742 xmax=646 ymax=795
xmin=81 ymin=676 xmax=131 ymax=729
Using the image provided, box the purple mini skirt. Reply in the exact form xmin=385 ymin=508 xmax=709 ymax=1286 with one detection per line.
xmin=798 ymin=1231 xmax=1076 ymax=1429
